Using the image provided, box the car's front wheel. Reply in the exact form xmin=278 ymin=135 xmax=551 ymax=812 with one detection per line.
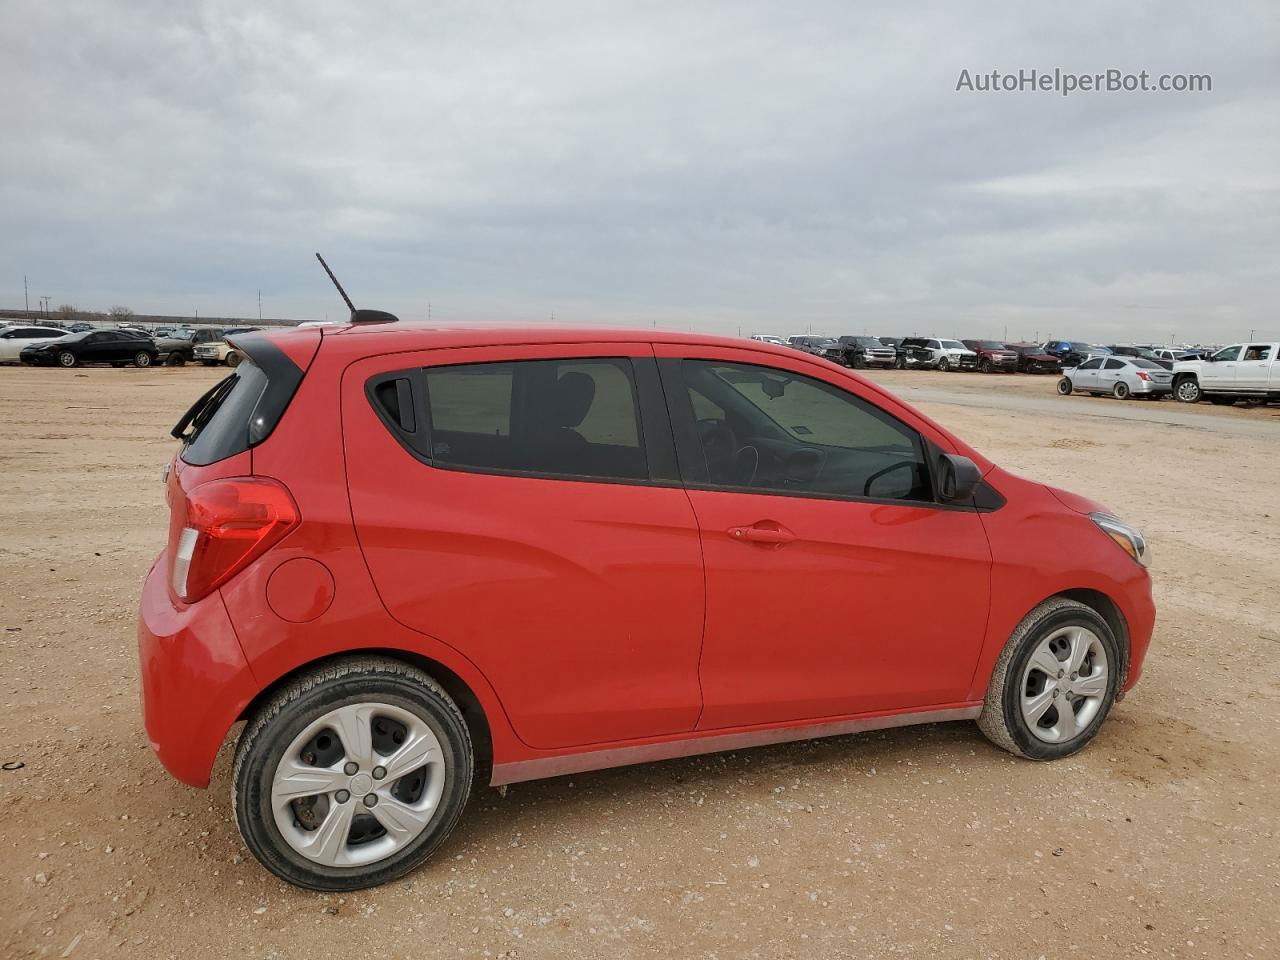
xmin=978 ymin=598 xmax=1120 ymax=760
xmin=1056 ymin=377 xmax=1072 ymax=395
xmin=57 ymin=350 xmax=76 ymax=368
xmin=937 ymin=357 xmax=951 ymax=372
xmin=133 ymin=351 xmax=153 ymax=368
xmin=1175 ymin=377 xmax=1202 ymax=403
xmin=233 ymin=657 xmax=473 ymax=891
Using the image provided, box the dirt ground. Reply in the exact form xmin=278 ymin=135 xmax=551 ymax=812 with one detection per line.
xmin=1 ymin=363 xmax=1277 ymax=959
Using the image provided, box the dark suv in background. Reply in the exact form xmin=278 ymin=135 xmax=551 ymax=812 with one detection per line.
xmin=961 ymin=340 xmax=1019 ymax=373
xmin=788 ymin=336 xmax=838 ymax=357
xmin=1005 ymin=343 xmax=1061 ymax=374
xmin=834 ymin=336 xmax=897 ymax=368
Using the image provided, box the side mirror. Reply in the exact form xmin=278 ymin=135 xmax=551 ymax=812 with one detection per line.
xmin=937 ymin=453 xmax=981 ymax=503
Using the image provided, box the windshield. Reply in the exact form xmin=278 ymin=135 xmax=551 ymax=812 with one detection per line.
xmin=940 ymin=340 xmax=965 ymax=350
xmin=852 ymin=337 xmax=882 ymax=347
xmin=977 ymin=341 xmax=1004 ymax=350
xmin=1130 ymin=358 xmax=1163 ymax=369
xmin=169 ymin=330 xmax=195 ymax=341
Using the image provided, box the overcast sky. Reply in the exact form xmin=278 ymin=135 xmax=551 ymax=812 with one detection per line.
xmin=2 ymin=1 xmax=1276 ymax=342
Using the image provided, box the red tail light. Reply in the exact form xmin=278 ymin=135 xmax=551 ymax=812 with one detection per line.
xmin=1135 ymin=371 xmax=1150 ymax=381
xmin=170 ymin=477 xmax=299 ymax=602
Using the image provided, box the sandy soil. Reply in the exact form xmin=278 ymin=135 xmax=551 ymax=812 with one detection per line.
xmin=1 ymin=364 xmax=1277 ymax=959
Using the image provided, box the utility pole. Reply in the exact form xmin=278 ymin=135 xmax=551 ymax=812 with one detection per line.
xmin=23 ymin=275 xmax=29 ymax=316
xmin=258 ymin=289 xmax=262 ymax=321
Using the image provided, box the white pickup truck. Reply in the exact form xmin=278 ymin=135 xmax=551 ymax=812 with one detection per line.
xmin=1172 ymin=342 xmax=1279 ymax=404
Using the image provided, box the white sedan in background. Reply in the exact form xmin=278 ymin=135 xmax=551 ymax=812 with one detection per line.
xmin=1057 ymin=355 xmax=1173 ymax=399
xmin=0 ymin=324 xmax=67 ymax=362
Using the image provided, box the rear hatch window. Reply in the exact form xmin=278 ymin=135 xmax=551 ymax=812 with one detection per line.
xmin=171 ymin=334 xmax=310 ymax=465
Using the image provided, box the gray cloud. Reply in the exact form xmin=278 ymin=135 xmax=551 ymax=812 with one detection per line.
xmin=3 ymin=0 xmax=1277 ymax=343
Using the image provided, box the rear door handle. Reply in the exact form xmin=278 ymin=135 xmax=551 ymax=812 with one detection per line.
xmin=728 ymin=523 xmax=796 ymax=545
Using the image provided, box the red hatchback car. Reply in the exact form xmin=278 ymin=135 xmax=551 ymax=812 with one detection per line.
xmin=138 ymin=320 xmax=1154 ymax=890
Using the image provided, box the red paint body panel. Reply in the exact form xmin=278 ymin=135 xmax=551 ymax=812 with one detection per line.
xmin=137 ymin=558 xmax=259 ymax=787
xmin=970 ymin=467 xmax=1155 ymax=696
xmin=136 ymin=324 xmax=1155 ymax=791
xmin=341 ymin=345 xmax=705 ymax=749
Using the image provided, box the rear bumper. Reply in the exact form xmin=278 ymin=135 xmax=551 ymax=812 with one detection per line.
xmin=1132 ymin=381 xmax=1172 ymax=394
xmin=137 ymin=556 xmax=259 ymax=788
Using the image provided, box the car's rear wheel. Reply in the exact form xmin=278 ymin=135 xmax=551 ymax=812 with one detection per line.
xmin=233 ymin=656 xmax=473 ymax=891
xmin=57 ymin=351 xmax=76 ymax=368
xmin=1056 ymin=377 xmax=1072 ymax=395
xmin=1112 ymin=381 xmax=1130 ymax=400
xmin=133 ymin=351 xmax=153 ymax=368
xmin=978 ymin=598 xmax=1120 ymax=760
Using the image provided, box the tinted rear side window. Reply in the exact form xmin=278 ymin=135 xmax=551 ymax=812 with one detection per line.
xmin=424 ymin=358 xmax=647 ymax=481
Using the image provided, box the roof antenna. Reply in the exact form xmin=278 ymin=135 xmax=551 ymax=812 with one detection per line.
xmin=314 ymin=252 xmax=398 ymax=325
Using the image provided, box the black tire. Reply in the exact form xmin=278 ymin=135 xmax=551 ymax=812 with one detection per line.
xmin=894 ymin=356 xmax=906 ymax=370
xmin=166 ymin=353 xmax=187 ymax=367
xmin=938 ymin=357 xmax=951 ymax=372
xmin=977 ymin=598 xmax=1121 ymax=761
xmin=1056 ymin=377 xmax=1072 ymax=395
xmin=57 ymin=351 xmax=76 ymax=368
xmin=1112 ymin=381 xmax=1130 ymax=400
xmin=1174 ymin=377 xmax=1201 ymax=403
xmin=233 ymin=656 xmax=473 ymax=891
xmin=850 ymin=354 xmax=866 ymax=370
xmin=133 ymin=351 xmax=153 ymax=368
xmin=226 ymin=351 xmax=243 ymax=368
xmin=980 ymin=359 xmax=992 ymax=374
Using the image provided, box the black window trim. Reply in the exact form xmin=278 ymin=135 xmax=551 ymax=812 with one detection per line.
xmin=655 ymin=356 xmax=1002 ymax=513
xmin=365 ymin=354 xmax=681 ymax=489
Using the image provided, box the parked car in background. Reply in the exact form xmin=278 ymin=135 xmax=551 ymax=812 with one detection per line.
xmin=1057 ymin=356 xmax=1172 ymax=400
xmin=787 ymin=335 xmax=838 ymax=357
xmin=67 ymin=322 xmax=96 ymax=333
xmin=20 ymin=328 xmax=159 ymax=368
xmin=1172 ymin=342 xmax=1280 ymax=405
xmin=834 ymin=336 xmax=897 ymax=368
xmin=894 ymin=338 xmax=979 ymax=371
xmin=1005 ymin=343 xmax=1061 ymax=374
xmin=156 ymin=328 xmax=226 ymax=365
xmin=750 ymin=335 xmax=790 ymax=346
xmin=0 ymin=324 xmax=68 ymax=362
xmin=876 ymin=336 xmax=902 ymax=351
xmin=961 ymin=340 xmax=1019 ymax=373
xmin=194 ymin=328 xmax=260 ymax=366
xmin=1043 ymin=341 xmax=1111 ymax=368
xmin=1148 ymin=347 xmax=1201 ymax=364
xmin=1106 ymin=346 xmax=1173 ymax=370
xmin=139 ymin=323 xmax=1153 ymax=890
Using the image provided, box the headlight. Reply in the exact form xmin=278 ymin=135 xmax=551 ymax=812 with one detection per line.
xmin=1090 ymin=513 xmax=1149 ymax=567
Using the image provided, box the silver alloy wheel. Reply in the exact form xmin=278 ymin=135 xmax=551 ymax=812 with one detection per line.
xmin=271 ymin=702 xmax=446 ymax=868
xmin=1176 ymin=380 xmax=1200 ymax=402
xmin=58 ymin=351 xmax=75 ymax=367
xmin=1019 ymin=626 xmax=1109 ymax=744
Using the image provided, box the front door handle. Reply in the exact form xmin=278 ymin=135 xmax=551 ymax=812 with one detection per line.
xmin=728 ymin=523 xmax=796 ymax=545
